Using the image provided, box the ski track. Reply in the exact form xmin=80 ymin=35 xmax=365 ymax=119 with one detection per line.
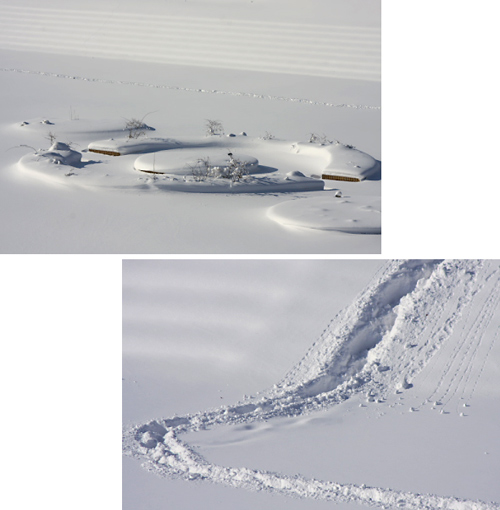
xmin=0 ymin=5 xmax=380 ymax=81
xmin=0 ymin=67 xmax=380 ymax=111
xmin=458 ymin=267 xmax=500 ymax=405
xmin=419 ymin=262 xmax=500 ymax=412
xmin=123 ymin=260 xmax=500 ymax=510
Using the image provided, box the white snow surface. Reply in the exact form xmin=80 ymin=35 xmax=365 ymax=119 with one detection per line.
xmin=267 ymin=195 xmax=381 ymax=233
xmin=123 ymin=260 xmax=500 ymax=510
xmin=0 ymin=0 xmax=380 ymax=253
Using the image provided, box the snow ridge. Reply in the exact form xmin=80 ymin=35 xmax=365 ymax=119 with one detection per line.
xmin=123 ymin=260 xmax=499 ymax=509
xmin=1 ymin=68 xmax=381 ymax=110
xmin=282 ymin=260 xmax=443 ymax=397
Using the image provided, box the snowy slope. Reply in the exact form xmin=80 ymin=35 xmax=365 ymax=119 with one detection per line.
xmin=123 ymin=260 xmax=500 ymax=509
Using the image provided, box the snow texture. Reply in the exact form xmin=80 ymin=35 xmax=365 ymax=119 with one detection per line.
xmin=0 ymin=0 xmax=380 ymax=253
xmin=123 ymin=260 xmax=500 ymax=510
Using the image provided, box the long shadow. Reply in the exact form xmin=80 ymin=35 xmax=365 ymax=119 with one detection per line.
xmin=364 ymin=161 xmax=381 ymax=181
xmin=249 ymin=165 xmax=278 ymax=175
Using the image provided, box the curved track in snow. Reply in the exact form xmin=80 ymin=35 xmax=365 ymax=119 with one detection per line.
xmin=0 ymin=5 xmax=380 ymax=80
xmin=123 ymin=260 xmax=500 ymax=510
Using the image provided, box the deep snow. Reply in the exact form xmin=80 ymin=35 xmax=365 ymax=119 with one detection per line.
xmin=123 ymin=260 xmax=500 ymax=510
xmin=0 ymin=0 xmax=380 ymax=253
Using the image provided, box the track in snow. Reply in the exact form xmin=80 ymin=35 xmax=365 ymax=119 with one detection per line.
xmin=123 ymin=260 xmax=500 ymax=510
xmin=0 ymin=68 xmax=380 ymax=110
xmin=415 ymin=262 xmax=500 ymax=413
xmin=0 ymin=5 xmax=380 ymax=81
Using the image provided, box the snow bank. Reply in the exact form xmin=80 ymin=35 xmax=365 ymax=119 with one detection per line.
xmin=267 ymin=195 xmax=380 ymax=233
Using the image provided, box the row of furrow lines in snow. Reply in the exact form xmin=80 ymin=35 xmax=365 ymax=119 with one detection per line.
xmin=468 ymin=324 xmax=500 ymax=402
xmin=0 ymin=6 xmax=381 ymax=37
xmin=0 ymin=42 xmax=379 ymax=80
xmin=0 ymin=26 xmax=380 ymax=62
xmin=0 ymin=68 xmax=381 ymax=109
xmin=464 ymin=264 xmax=500 ymax=404
xmin=454 ymin=282 xmax=499 ymax=401
xmin=123 ymin=429 xmax=499 ymax=510
xmin=405 ymin=280 xmax=469 ymax=399
xmin=0 ymin=33 xmax=380 ymax=70
xmin=0 ymin=8 xmax=379 ymax=80
xmin=446 ymin=273 xmax=500 ymax=408
xmin=0 ymin=46 xmax=378 ymax=81
xmin=407 ymin=262 xmax=486 ymax=408
xmin=425 ymin=287 xmax=483 ymax=406
xmin=459 ymin=267 xmax=500 ymax=400
xmin=425 ymin=264 xmax=492 ymax=387
xmin=424 ymin=277 xmax=489 ymax=406
xmin=355 ymin=262 xmax=482 ymax=407
xmin=0 ymin=17 xmax=381 ymax=48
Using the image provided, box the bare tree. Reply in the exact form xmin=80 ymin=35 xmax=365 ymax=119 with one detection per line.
xmin=223 ymin=153 xmax=248 ymax=182
xmin=124 ymin=111 xmax=156 ymax=139
xmin=189 ymin=157 xmax=211 ymax=182
xmin=309 ymin=133 xmax=331 ymax=145
xmin=262 ymin=131 xmax=275 ymax=140
xmin=205 ymin=119 xmax=224 ymax=136
xmin=45 ymin=131 xmax=57 ymax=145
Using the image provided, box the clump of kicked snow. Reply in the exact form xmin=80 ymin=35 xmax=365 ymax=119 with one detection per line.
xmin=399 ymin=377 xmax=413 ymax=390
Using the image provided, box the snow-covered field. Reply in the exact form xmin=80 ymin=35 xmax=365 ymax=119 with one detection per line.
xmin=0 ymin=0 xmax=380 ymax=253
xmin=123 ymin=259 xmax=500 ymax=510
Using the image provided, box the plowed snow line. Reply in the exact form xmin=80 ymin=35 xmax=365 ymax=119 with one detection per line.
xmin=124 ymin=260 xmax=499 ymax=509
xmin=0 ymin=68 xmax=381 ymax=110
xmin=0 ymin=6 xmax=380 ymax=80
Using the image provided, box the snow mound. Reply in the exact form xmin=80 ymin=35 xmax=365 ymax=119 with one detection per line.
xmin=88 ymin=137 xmax=181 ymax=156
xmin=267 ymin=195 xmax=381 ymax=233
xmin=293 ymin=142 xmax=380 ymax=181
xmin=20 ymin=142 xmax=82 ymax=170
xmin=15 ymin=134 xmax=378 ymax=201
xmin=134 ymin=149 xmax=259 ymax=175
